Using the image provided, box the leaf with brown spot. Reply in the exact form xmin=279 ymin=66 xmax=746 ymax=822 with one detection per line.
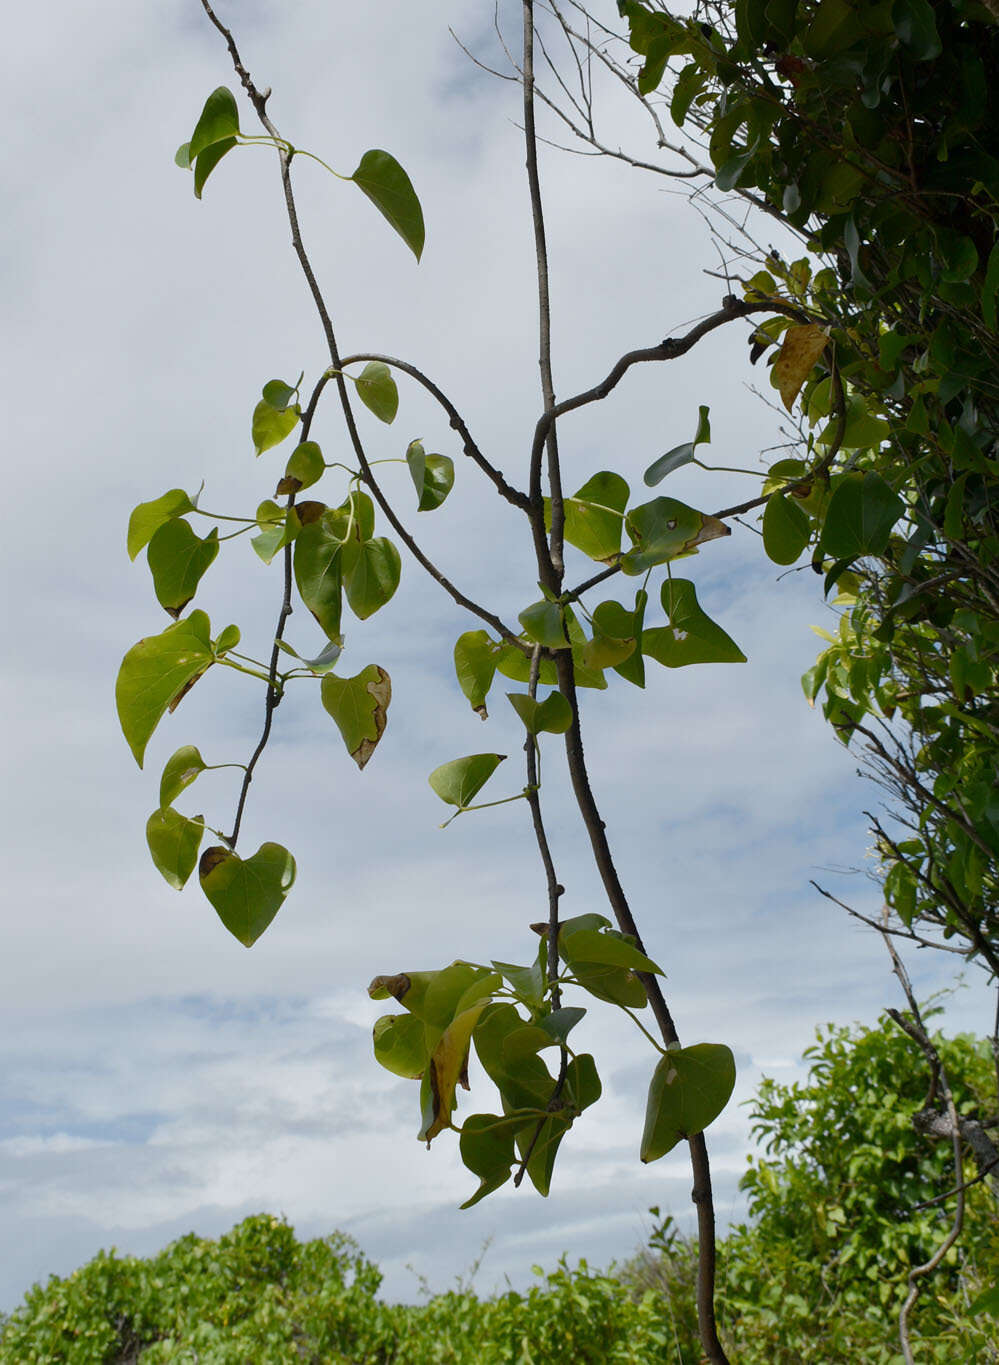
xmin=199 ymin=845 xmax=231 ymax=879
xmin=368 ymin=973 xmax=412 ymax=1002
xmin=293 ymin=500 xmax=327 ymax=526
xmin=275 ymin=476 xmax=301 ymax=496
xmin=320 ymin=664 xmax=391 ymax=769
xmin=773 ymin=323 xmax=828 ymax=412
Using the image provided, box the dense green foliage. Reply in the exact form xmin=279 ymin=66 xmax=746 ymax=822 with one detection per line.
xmin=5 ymin=1018 xmax=995 ymax=1363
xmin=618 ymin=0 xmax=999 ymax=970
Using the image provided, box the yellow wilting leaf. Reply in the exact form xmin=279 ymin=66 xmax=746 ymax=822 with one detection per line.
xmin=773 ymin=324 xmax=828 ymax=412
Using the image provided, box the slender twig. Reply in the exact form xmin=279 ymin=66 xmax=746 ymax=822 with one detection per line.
xmin=337 ymin=352 xmax=530 ymax=511
xmin=809 ymin=882 xmax=971 ymax=957
xmin=523 ymin=0 xmax=566 ymax=589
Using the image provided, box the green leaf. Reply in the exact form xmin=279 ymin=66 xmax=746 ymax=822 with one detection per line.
xmin=146 ymin=807 xmax=204 ymax=890
xmin=342 ymin=537 xmax=401 ymax=619
xmin=255 ymin=418 xmax=300 ymax=471
xmin=189 ymin=87 xmax=241 ymax=159
xmin=147 ymin=520 xmax=219 ymax=617
xmin=406 ymin=439 xmax=454 ymax=511
xmin=340 ymin=489 xmax=375 ymax=541
xmin=583 ymin=600 xmax=638 ymax=671
xmin=320 ymin=664 xmax=391 ymax=770
xmin=194 ymin=138 xmax=236 ymax=199
xmin=643 ymin=405 xmax=711 ymax=487
xmin=454 ymin=630 xmax=498 ymax=718
xmin=373 ymin=1013 xmax=431 ymax=1080
xmin=261 ymin=378 xmax=298 ymax=411
xmin=562 ymin=472 xmax=629 ymax=561
xmin=643 ymin=580 xmax=746 ymax=668
xmin=560 ymin=927 xmax=663 ymax=975
xmin=175 ymin=142 xmax=192 ymax=169
xmin=294 ymin=516 xmax=344 ymax=642
xmin=609 ymin=591 xmax=647 ymax=689
xmin=252 ymin=400 xmax=299 ymax=457
xmin=519 ymin=599 xmax=569 ymax=649
xmin=891 ymin=0 xmax=941 ymax=60
xmin=820 ymin=472 xmax=904 ymax=559
xmin=491 ymin=956 xmax=546 ymax=1009
xmin=116 ymin=611 xmax=215 ymax=766
xmin=159 ymin=744 xmax=208 ymax=807
xmin=276 ymin=639 xmax=342 ymax=673
xmin=351 ymin=149 xmax=425 ymax=261
xmin=459 ymin=1113 xmax=518 ymax=1208
xmin=622 ymin=498 xmax=729 ymax=575
xmin=641 ymin=1043 xmax=736 ymax=1161
xmin=762 ymin=491 xmax=810 ymax=565
xmin=557 ymin=926 xmax=649 ymax=1009
xmin=429 ymin=753 xmax=506 ymax=808
xmin=968 ymin=1283 xmax=999 ymax=1319
xmin=251 ymin=500 xmax=296 ymax=566
xmin=127 ymin=489 xmax=196 ymax=561
xmin=506 ymin=690 xmax=573 ymax=735
xmin=199 ymin=842 xmax=296 ymax=947
xmin=214 ymin=623 xmax=240 ymax=656
xmin=284 ymin=441 xmax=325 ymax=491
xmin=495 ymin=643 xmax=558 ymax=686
xmin=538 ymin=1006 xmax=587 ymax=1044
xmin=354 ymin=360 xmax=399 ymax=424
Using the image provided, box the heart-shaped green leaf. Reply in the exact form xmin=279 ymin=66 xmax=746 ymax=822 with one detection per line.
xmin=406 ymin=440 xmax=454 ymax=510
xmin=128 ymin=489 xmax=196 ymax=561
xmin=454 ymin=630 xmax=499 ymax=718
xmin=559 ymin=927 xmax=663 ymax=974
xmin=519 ymin=599 xmax=569 ymax=649
xmin=373 ymin=1013 xmax=433 ymax=1080
xmin=146 ymin=807 xmax=205 ymax=890
xmin=321 ymin=664 xmax=391 ymax=769
xmin=189 ymin=87 xmax=240 ymax=158
xmin=459 ymin=1113 xmax=519 ymax=1208
xmin=147 ymin=520 xmax=219 ymax=617
xmin=284 ymin=441 xmax=325 ymax=491
xmin=429 ymin=753 xmax=506 ymax=808
xmin=643 ymin=580 xmax=746 ymax=668
xmin=294 ymin=515 xmax=344 ymax=642
xmin=199 ymin=842 xmax=296 ymax=947
xmin=351 ymin=149 xmax=425 ymax=261
xmin=641 ymin=1043 xmax=736 ymax=1161
xmin=763 ymin=490 xmax=811 ymax=566
xmin=261 ymin=378 xmax=297 ymax=411
xmin=116 ymin=611 xmax=215 ymax=766
xmin=820 ymin=471 xmax=904 ymax=559
xmin=159 ymin=744 xmax=208 ymax=807
xmin=354 ymin=361 xmax=398 ymax=424
xmin=342 ymin=537 xmax=401 ymax=619
xmin=252 ymin=400 xmax=300 ymax=456
xmin=561 ymin=471 xmax=629 ymax=562
xmin=506 ymin=689 xmax=572 ymax=735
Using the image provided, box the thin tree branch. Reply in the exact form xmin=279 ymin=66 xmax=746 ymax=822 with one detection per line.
xmin=336 ymin=352 xmax=531 ymax=512
xmin=523 ymin=0 xmax=566 ymax=589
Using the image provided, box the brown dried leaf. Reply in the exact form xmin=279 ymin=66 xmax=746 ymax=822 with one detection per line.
xmin=773 ymin=324 xmax=828 ymax=412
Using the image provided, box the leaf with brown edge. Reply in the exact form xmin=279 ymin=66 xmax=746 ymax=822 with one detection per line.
xmin=320 ymin=665 xmax=391 ymax=769
xmin=773 ymin=323 xmax=827 ymax=412
xmin=420 ymin=1002 xmax=491 ymax=1144
xmin=293 ymin=500 xmax=327 ymax=526
xmin=199 ymin=841 xmax=296 ymax=947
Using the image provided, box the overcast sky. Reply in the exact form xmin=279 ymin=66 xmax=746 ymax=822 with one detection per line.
xmin=2 ymin=0 xmax=991 ymax=1311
